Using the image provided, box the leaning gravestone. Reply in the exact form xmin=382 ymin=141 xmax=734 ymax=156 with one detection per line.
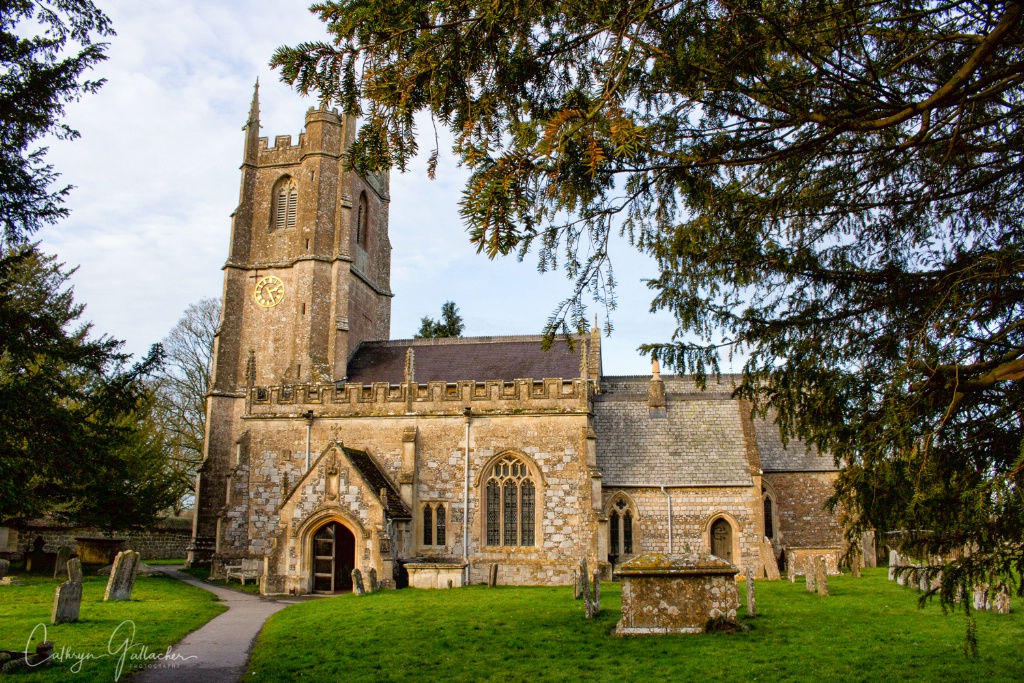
xmin=51 ymin=580 xmax=82 ymax=624
xmin=888 ymin=550 xmax=899 ymax=580
xmin=805 ymin=559 xmax=815 ymax=593
xmin=591 ymin=569 xmax=601 ymax=614
xmin=103 ymin=550 xmax=141 ymax=601
xmin=67 ymin=558 xmax=83 ymax=584
xmin=745 ymin=567 xmax=756 ymax=617
xmin=53 ymin=546 xmax=72 ymax=579
xmin=367 ymin=567 xmax=378 ymax=592
xmin=0 ymin=558 xmax=9 ymax=580
xmin=488 ymin=563 xmax=498 ymax=587
xmin=814 ymin=557 xmax=829 ymax=596
xmin=351 ymin=568 xmax=365 ymax=595
xmin=759 ymin=537 xmax=780 ymax=580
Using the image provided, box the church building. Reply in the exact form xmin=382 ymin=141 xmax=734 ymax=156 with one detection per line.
xmin=189 ymin=89 xmax=842 ymax=593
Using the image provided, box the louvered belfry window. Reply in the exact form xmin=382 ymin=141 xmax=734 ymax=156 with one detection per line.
xmin=485 ymin=455 xmax=536 ymax=547
xmin=274 ymin=180 xmax=298 ymax=230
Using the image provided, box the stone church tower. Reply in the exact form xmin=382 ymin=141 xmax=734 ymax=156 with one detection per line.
xmin=190 ymin=84 xmax=393 ymax=564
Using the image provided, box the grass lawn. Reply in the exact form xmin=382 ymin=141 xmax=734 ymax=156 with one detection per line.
xmin=0 ymin=572 xmax=226 ymax=682
xmin=246 ymin=568 xmax=1023 ymax=682
xmin=142 ymin=559 xmax=187 ymax=566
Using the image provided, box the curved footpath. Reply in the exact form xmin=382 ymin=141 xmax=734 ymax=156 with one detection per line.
xmin=130 ymin=565 xmax=318 ymax=683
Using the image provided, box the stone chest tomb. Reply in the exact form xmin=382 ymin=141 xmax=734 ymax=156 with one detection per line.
xmin=615 ymin=552 xmax=739 ymax=635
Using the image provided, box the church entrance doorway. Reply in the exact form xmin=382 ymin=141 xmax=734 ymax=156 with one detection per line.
xmin=710 ymin=518 xmax=734 ymax=564
xmin=312 ymin=522 xmax=355 ymax=593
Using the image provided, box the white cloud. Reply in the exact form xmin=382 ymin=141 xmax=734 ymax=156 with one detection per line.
xmin=36 ymin=0 xmax=691 ymax=376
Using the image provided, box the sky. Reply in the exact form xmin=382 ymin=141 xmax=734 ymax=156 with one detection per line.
xmin=37 ymin=0 xmax=704 ymax=377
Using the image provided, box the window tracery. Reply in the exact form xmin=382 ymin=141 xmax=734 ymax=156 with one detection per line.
xmin=484 ymin=455 xmax=536 ymax=547
xmin=608 ymin=495 xmax=636 ymax=558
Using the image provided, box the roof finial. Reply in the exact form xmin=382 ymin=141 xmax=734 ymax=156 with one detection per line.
xmin=652 ymin=357 xmax=661 ymax=380
xmin=247 ymin=78 xmax=261 ymax=128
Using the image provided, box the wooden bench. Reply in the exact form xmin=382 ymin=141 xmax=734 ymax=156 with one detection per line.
xmin=224 ymin=558 xmax=262 ymax=586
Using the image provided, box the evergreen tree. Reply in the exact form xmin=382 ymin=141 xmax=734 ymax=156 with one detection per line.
xmin=415 ymin=300 xmax=465 ymax=338
xmin=0 ymin=245 xmax=176 ymax=530
xmin=274 ymin=0 xmax=1024 ymax=606
xmin=0 ymin=0 xmax=113 ymax=244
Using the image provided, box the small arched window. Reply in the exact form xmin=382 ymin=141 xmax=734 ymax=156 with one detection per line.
xmin=272 ymin=177 xmax=297 ymax=231
xmin=485 ymin=455 xmax=536 ymax=547
xmin=608 ymin=496 xmax=636 ymax=559
xmin=762 ymin=485 xmax=777 ymax=540
xmin=355 ymin=192 xmax=369 ymax=248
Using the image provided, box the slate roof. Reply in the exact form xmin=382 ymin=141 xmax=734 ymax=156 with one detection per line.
xmin=346 ymin=336 xmax=584 ymax=384
xmin=595 ymin=377 xmax=755 ymax=487
xmin=753 ymin=409 xmax=837 ymax=472
xmin=595 ymin=375 xmax=834 ymax=486
xmin=344 ymin=447 xmax=412 ymax=519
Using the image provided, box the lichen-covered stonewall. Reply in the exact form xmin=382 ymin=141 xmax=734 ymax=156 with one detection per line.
xmin=189 ymin=88 xmax=842 ymax=594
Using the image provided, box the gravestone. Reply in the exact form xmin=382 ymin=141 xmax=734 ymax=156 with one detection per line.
xmin=581 ymin=559 xmax=593 ymax=618
xmin=0 ymin=559 xmax=9 ymax=579
xmin=488 ymin=564 xmax=498 ymax=587
xmin=26 ymin=537 xmax=54 ymax=573
xmin=367 ymin=567 xmax=378 ymax=592
xmin=759 ymin=537 xmax=780 ymax=580
xmin=103 ymin=550 xmax=141 ymax=601
xmin=591 ymin=569 xmax=601 ymax=615
xmin=745 ymin=567 xmax=756 ymax=617
xmin=805 ymin=563 xmax=815 ymax=593
xmin=992 ymin=585 xmax=1011 ymax=615
xmin=51 ymin=580 xmax=82 ymax=624
xmin=572 ymin=569 xmax=580 ymax=598
xmin=888 ymin=550 xmax=898 ymax=580
xmin=814 ymin=556 xmax=829 ymax=596
xmin=351 ymin=568 xmax=365 ymax=595
xmin=973 ymin=585 xmax=988 ymax=611
xmin=67 ymin=558 xmax=83 ymax=583
xmin=53 ymin=546 xmax=72 ymax=579
xmin=862 ymin=531 xmax=877 ymax=568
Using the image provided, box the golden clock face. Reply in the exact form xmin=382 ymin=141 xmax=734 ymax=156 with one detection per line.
xmin=254 ymin=275 xmax=285 ymax=308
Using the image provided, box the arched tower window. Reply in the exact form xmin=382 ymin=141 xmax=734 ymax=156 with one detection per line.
xmin=271 ymin=176 xmax=297 ymax=231
xmin=484 ymin=455 xmax=536 ymax=547
xmin=355 ymin=192 xmax=369 ymax=248
xmin=607 ymin=494 xmax=638 ymax=561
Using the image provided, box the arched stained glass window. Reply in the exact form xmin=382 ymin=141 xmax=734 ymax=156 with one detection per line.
xmin=608 ymin=496 xmax=637 ymax=561
xmin=484 ymin=455 xmax=536 ymax=547
xmin=435 ymin=505 xmax=446 ymax=545
xmin=423 ymin=505 xmax=433 ymax=546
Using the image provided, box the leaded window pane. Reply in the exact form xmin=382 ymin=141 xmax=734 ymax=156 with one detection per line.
xmin=503 ymin=479 xmax=518 ymax=546
xmin=436 ymin=505 xmax=446 ymax=546
xmin=423 ymin=505 xmax=433 ymax=545
xmin=521 ymin=480 xmax=535 ymax=546
xmin=623 ymin=510 xmax=633 ymax=554
xmin=609 ymin=510 xmax=620 ymax=555
xmin=763 ymin=498 xmax=774 ymax=539
xmin=486 ymin=481 xmax=500 ymax=546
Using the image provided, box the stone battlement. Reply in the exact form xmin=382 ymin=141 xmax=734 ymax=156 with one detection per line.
xmin=245 ymin=377 xmax=593 ymax=417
